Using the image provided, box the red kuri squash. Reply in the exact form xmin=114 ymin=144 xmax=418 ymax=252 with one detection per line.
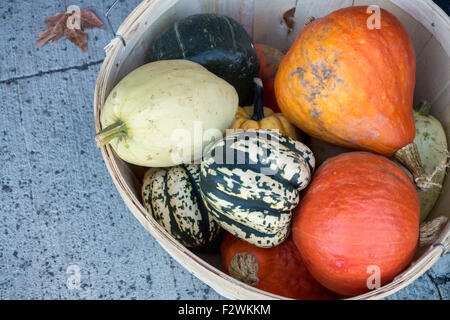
xmin=255 ymin=43 xmax=284 ymax=112
xmin=275 ymin=6 xmax=427 ymax=188
xmin=221 ymin=232 xmax=337 ymax=299
xmin=292 ymin=152 xmax=420 ymax=296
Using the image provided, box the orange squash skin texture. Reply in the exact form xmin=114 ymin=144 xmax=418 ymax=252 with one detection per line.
xmin=292 ymin=152 xmax=420 ymax=296
xmin=275 ymin=7 xmax=416 ymax=156
xmin=221 ymin=233 xmax=337 ymax=299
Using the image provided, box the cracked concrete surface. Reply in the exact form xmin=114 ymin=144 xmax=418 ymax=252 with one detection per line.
xmin=0 ymin=60 xmax=104 ymax=84
xmin=0 ymin=0 xmax=448 ymax=300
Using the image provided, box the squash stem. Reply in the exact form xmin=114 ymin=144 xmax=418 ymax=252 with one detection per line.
xmin=94 ymin=120 xmax=127 ymax=147
xmin=415 ymin=101 xmax=431 ymax=117
xmin=304 ymin=16 xmax=316 ymax=26
xmin=251 ymin=77 xmax=265 ymax=122
xmin=394 ymin=142 xmax=429 ymax=190
xmin=228 ymin=252 xmax=259 ymax=286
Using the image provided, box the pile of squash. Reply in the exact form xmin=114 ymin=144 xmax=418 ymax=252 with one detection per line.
xmin=95 ymin=7 xmax=448 ymax=299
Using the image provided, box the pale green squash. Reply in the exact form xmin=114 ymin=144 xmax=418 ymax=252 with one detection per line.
xmin=406 ymin=103 xmax=448 ymax=222
xmin=95 ymin=60 xmax=238 ymax=167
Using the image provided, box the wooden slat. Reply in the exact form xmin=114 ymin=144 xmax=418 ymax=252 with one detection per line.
xmin=354 ymin=0 xmax=417 ymax=32
xmin=252 ymin=0 xmax=296 ymax=51
xmin=286 ymin=0 xmax=353 ymax=46
xmin=414 ymin=36 xmax=450 ymax=112
xmin=431 ymin=82 xmax=450 ymax=120
xmin=199 ymin=0 xmax=255 ymax=36
xmin=409 ymin=22 xmax=434 ymax=57
xmin=354 ymin=0 xmax=434 ymax=56
xmin=391 ymin=0 xmax=450 ymax=56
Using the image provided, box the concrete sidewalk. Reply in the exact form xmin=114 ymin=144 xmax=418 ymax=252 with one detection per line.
xmin=0 ymin=0 xmax=448 ymax=300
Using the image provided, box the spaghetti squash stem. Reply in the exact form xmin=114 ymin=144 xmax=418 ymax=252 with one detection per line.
xmin=94 ymin=120 xmax=127 ymax=147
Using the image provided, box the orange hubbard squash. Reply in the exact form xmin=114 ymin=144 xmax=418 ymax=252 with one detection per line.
xmin=275 ymin=6 xmax=428 ymax=189
xmin=254 ymin=43 xmax=284 ymax=112
xmin=221 ymin=232 xmax=337 ymax=299
xmin=230 ymin=78 xmax=300 ymax=140
xmin=292 ymin=152 xmax=420 ymax=296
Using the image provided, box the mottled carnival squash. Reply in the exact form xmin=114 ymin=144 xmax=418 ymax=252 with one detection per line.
xmin=254 ymin=43 xmax=284 ymax=112
xmin=221 ymin=232 xmax=337 ymax=299
xmin=142 ymin=165 xmax=220 ymax=247
xmin=230 ymin=78 xmax=300 ymax=140
xmin=292 ymin=152 xmax=419 ymax=296
xmin=147 ymin=13 xmax=259 ymax=106
xmin=200 ymin=130 xmax=315 ymax=248
xmin=275 ymin=6 xmax=428 ymax=188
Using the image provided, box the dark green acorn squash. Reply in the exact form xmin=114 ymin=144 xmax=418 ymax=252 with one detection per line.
xmin=146 ymin=13 xmax=260 ymax=105
xmin=199 ymin=130 xmax=315 ymax=248
xmin=142 ymin=164 xmax=220 ymax=247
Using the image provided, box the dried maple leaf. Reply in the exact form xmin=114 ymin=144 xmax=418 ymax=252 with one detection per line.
xmin=80 ymin=9 xmax=104 ymax=29
xmin=36 ymin=12 xmax=68 ymax=47
xmin=36 ymin=7 xmax=103 ymax=53
xmin=64 ymin=27 xmax=89 ymax=53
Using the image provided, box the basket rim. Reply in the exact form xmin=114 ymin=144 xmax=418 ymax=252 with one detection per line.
xmin=93 ymin=0 xmax=450 ymax=300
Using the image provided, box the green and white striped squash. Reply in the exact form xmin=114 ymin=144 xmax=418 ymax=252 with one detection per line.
xmin=142 ymin=164 xmax=220 ymax=247
xmin=199 ymin=130 xmax=315 ymax=248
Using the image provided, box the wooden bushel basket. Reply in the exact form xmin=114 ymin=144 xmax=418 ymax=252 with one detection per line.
xmin=94 ymin=0 xmax=450 ymax=299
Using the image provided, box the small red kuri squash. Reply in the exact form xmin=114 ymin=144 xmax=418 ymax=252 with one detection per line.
xmin=292 ymin=152 xmax=420 ymax=296
xmin=275 ymin=6 xmax=427 ymax=188
xmin=221 ymin=232 xmax=337 ymax=299
xmin=255 ymin=43 xmax=284 ymax=112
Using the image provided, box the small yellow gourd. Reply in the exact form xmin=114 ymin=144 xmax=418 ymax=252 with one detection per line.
xmin=230 ymin=78 xmax=300 ymax=140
